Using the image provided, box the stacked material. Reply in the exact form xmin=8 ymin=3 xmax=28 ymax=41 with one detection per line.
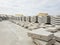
xmin=55 ymin=25 xmax=60 ymax=30
xmin=54 ymin=31 xmax=60 ymax=45
xmin=20 ymin=21 xmax=25 ymax=27
xmin=35 ymin=16 xmax=39 ymax=23
xmin=38 ymin=16 xmax=47 ymax=24
xmin=17 ymin=17 xmax=20 ymax=20
xmin=0 ymin=18 xmax=2 ymax=21
xmin=55 ymin=41 xmax=60 ymax=45
xmin=20 ymin=16 xmax=22 ymax=22
xmin=54 ymin=31 xmax=60 ymax=42
xmin=51 ymin=16 xmax=60 ymax=25
xmin=24 ymin=22 xmax=30 ymax=28
xmin=16 ymin=17 xmax=21 ymax=25
xmin=28 ymin=28 xmax=54 ymax=41
xmin=42 ymin=16 xmax=47 ymax=24
xmin=26 ymin=16 xmax=31 ymax=22
xmin=10 ymin=17 xmax=16 ymax=23
xmin=38 ymin=24 xmax=58 ymax=33
xmin=38 ymin=16 xmax=42 ymax=24
xmin=10 ymin=16 xmax=20 ymax=24
xmin=32 ymin=38 xmax=55 ymax=45
xmin=21 ymin=16 xmax=25 ymax=22
xmin=46 ymin=26 xmax=58 ymax=33
xmin=38 ymin=24 xmax=52 ymax=28
xmin=51 ymin=16 xmax=56 ymax=25
xmin=14 ymin=17 xmax=20 ymax=24
xmin=39 ymin=23 xmax=46 ymax=28
xmin=28 ymin=25 xmax=39 ymax=30
xmin=28 ymin=28 xmax=55 ymax=45
xmin=28 ymin=23 xmax=40 ymax=30
xmin=19 ymin=16 xmax=26 ymax=26
xmin=46 ymin=16 xmax=51 ymax=24
xmin=25 ymin=16 xmax=29 ymax=22
xmin=29 ymin=16 xmax=31 ymax=22
xmin=30 ymin=16 xmax=36 ymax=23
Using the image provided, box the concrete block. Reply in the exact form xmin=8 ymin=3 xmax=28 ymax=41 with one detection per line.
xmin=28 ymin=23 xmax=39 ymax=30
xmin=39 ymin=24 xmax=46 ymax=28
xmin=55 ymin=25 xmax=60 ymax=30
xmin=0 ymin=18 xmax=2 ymax=21
xmin=51 ymin=16 xmax=60 ymax=26
xmin=23 ymin=23 xmax=34 ymax=29
xmin=24 ymin=22 xmax=30 ymax=28
xmin=45 ymin=25 xmax=55 ymax=27
xmin=25 ymin=16 xmax=30 ymax=22
xmin=28 ymin=25 xmax=38 ymax=30
xmin=54 ymin=31 xmax=60 ymax=42
xmin=30 ymin=16 xmax=36 ymax=23
xmin=38 ymin=16 xmax=42 ymax=24
xmin=28 ymin=28 xmax=54 ymax=41
xmin=32 ymin=38 xmax=55 ymax=45
xmin=38 ymin=16 xmax=47 ymax=24
xmin=46 ymin=27 xmax=57 ymax=33
xmin=20 ymin=22 xmax=25 ymax=27
xmin=55 ymin=41 xmax=60 ymax=45
xmin=28 ymin=26 xmax=35 ymax=30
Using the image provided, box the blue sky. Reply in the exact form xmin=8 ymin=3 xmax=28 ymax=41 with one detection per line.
xmin=0 ymin=0 xmax=60 ymax=16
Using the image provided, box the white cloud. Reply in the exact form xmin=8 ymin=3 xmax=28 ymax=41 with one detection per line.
xmin=0 ymin=0 xmax=60 ymax=16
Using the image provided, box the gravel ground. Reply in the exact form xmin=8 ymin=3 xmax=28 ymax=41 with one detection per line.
xmin=0 ymin=21 xmax=35 ymax=45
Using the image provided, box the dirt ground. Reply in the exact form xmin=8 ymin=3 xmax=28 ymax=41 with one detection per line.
xmin=0 ymin=21 xmax=35 ymax=45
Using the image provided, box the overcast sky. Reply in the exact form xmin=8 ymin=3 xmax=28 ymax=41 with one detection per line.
xmin=0 ymin=0 xmax=60 ymax=16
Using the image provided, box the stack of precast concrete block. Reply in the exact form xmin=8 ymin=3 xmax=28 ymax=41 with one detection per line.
xmin=0 ymin=14 xmax=9 ymax=21
xmin=38 ymin=16 xmax=47 ymax=24
xmin=0 ymin=18 xmax=2 ymax=21
xmin=46 ymin=26 xmax=58 ymax=33
xmin=54 ymin=31 xmax=60 ymax=45
xmin=30 ymin=16 xmax=37 ymax=23
xmin=28 ymin=28 xmax=55 ymax=45
xmin=28 ymin=23 xmax=40 ymax=30
xmin=27 ymin=23 xmax=60 ymax=45
xmin=9 ymin=15 xmax=51 ymax=30
xmin=38 ymin=16 xmax=51 ymax=24
xmin=8 ymin=14 xmax=60 ymax=45
xmin=51 ymin=16 xmax=60 ymax=25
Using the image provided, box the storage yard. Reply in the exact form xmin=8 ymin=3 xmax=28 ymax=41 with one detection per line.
xmin=0 ymin=21 xmax=35 ymax=45
xmin=0 ymin=13 xmax=60 ymax=45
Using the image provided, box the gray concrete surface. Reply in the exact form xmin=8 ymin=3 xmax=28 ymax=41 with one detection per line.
xmin=0 ymin=21 xmax=35 ymax=45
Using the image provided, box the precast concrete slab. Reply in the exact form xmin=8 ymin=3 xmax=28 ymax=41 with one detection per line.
xmin=54 ymin=31 xmax=60 ymax=42
xmin=32 ymin=38 xmax=55 ymax=45
xmin=46 ymin=27 xmax=57 ymax=33
xmin=55 ymin=41 xmax=60 ymax=45
xmin=28 ymin=28 xmax=54 ymax=41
